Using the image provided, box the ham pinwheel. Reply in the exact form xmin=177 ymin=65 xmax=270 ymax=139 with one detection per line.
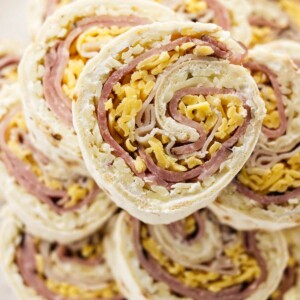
xmin=73 ymin=21 xmax=265 ymax=224
xmin=248 ymin=0 xmax=300 ymax=47
xmin=19 ymin=0 xmax=178 ymax=177
xmin=211 ymin=48 xmax=300 ymax=230
xmin=0 ymin=89 xmax=116 ymax=244
xmin=158 ymin=0 xmax=252 ymax=46
xmin=0 ymin=209 xmax=125 ymax=300
xmin=105 ymin=210 xmax=288 ymax=300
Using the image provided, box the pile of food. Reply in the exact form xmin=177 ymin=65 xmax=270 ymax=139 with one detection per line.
xmin=1 ymin=0 xmax=300 ymax=299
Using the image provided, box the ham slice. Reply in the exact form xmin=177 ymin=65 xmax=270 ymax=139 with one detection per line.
xmin=43 ymin=15 xmax=148 ymax=127
xmin=132 ymin=215 xmax=268 ymax=300
xmin=17 ymin=234 xmax=125 ymax=300
xmin=0 ymin=105 xmax=99 ymax=213
xmin=245 ymin=61 xmax=287 ymax=139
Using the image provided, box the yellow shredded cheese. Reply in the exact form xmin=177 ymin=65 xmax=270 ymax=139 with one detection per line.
xmin=62 ymin=56 xmax=86 ymax=99
xmin=184 ymin=215 xmax=197 ymax=235
xmin=193 ymin=45 xmax=214 ymax=56
xmin=238 ymin=153 xmax=300 ymax=194
xmin=184 ymin=0 xmax=207 ymax=14
xmin=179 ymin=94 xmax=245 ymax=140
xmin=182 ymin=156 xmax=203 ymax=169
xmin=252 ymin=71 xmax=281 ymax=130
xmin=35 ymin=254 xmax=45 ymax=274
xmin=81 ymin=242 xmax=103 ymax=259
xmin=250 ymin=26 xmax=274 ymax=47
xmin=134 ymin=156 xmax=147 ymax=173
xmin=62 ymin=26 xmax=130 ymax=101
xmin=65 ymin=179 xmax=94 ymax=209
xmin=146 ymin=137 xmax=187 ymax=172
xmin=46 ymin=280 xmax=119 ymax=299
xmin=280 ymin=0 xmax=300 ymax=27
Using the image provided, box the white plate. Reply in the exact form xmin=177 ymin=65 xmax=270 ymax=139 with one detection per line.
xmin=0 ymin=0 xmax=29 ymax=44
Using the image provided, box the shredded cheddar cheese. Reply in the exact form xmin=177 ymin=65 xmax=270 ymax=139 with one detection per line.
xmin=238 ymin=153 xmax=300 ymax=194
xmin=65 ymin=179 xmax=94 ymax=209
xmin=134 ymin=156 xmax=147 ymax=173
xmin=57 ymin=0 xmax=73 ymax=7
xmin=184 ymin=215 xmax=197 ymax=235
xmin=46 ymin=280 xmax=119 ymax=299
xmin=179 ymin=94 xmax=245 ymax=140
xmin=80 ymin=241 xmax=103 ymax=259
xmin=184 ymin=0 xmax=207 ymax=14
xmin=280 ymin=0 xmax=300 ymax=27
xmin=62 ymin=26 xmax=130 ymax=101
xmin=252 ymin=71 xmax=280 ymax=130
xmin=141 ymin=225 xmax=260 ymax=292
xmin=250 ymin=26 xmax=274 ymax=48
xmin=62 ymin=56 xmax=86 ymax=99
xmin=146 ymin=137 xmax=187 ymax=172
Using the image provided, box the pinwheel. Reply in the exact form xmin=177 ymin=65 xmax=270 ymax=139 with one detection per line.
xmin=74 ymin=21 xmax=265 ymax=224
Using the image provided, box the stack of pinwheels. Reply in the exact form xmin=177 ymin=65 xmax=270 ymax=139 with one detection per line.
xmin=1 ymin=1 xmax=300 ymax=299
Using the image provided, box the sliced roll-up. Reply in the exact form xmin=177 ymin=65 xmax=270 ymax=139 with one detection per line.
xmin=0 ymin=209 xmax=125 ymax=300
xmin=105 ymin=210 xmax=288 ymax=300
xmin=158 ymin=0 xmax=252 ymax=46
xmin=248 ymin=0 xmax=300 ymax=47
xmin=20 ymin=0 xmax=178 ymax=177
xmin=0 ymin=88 xmax=116 ymax=244
xmin=74 ymin=21 xmax=265 ymax=224
xmin=254 ymin=40 xmax=300 ymax=68
xmin=211 ymin=48 xmax=300 ymax=230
